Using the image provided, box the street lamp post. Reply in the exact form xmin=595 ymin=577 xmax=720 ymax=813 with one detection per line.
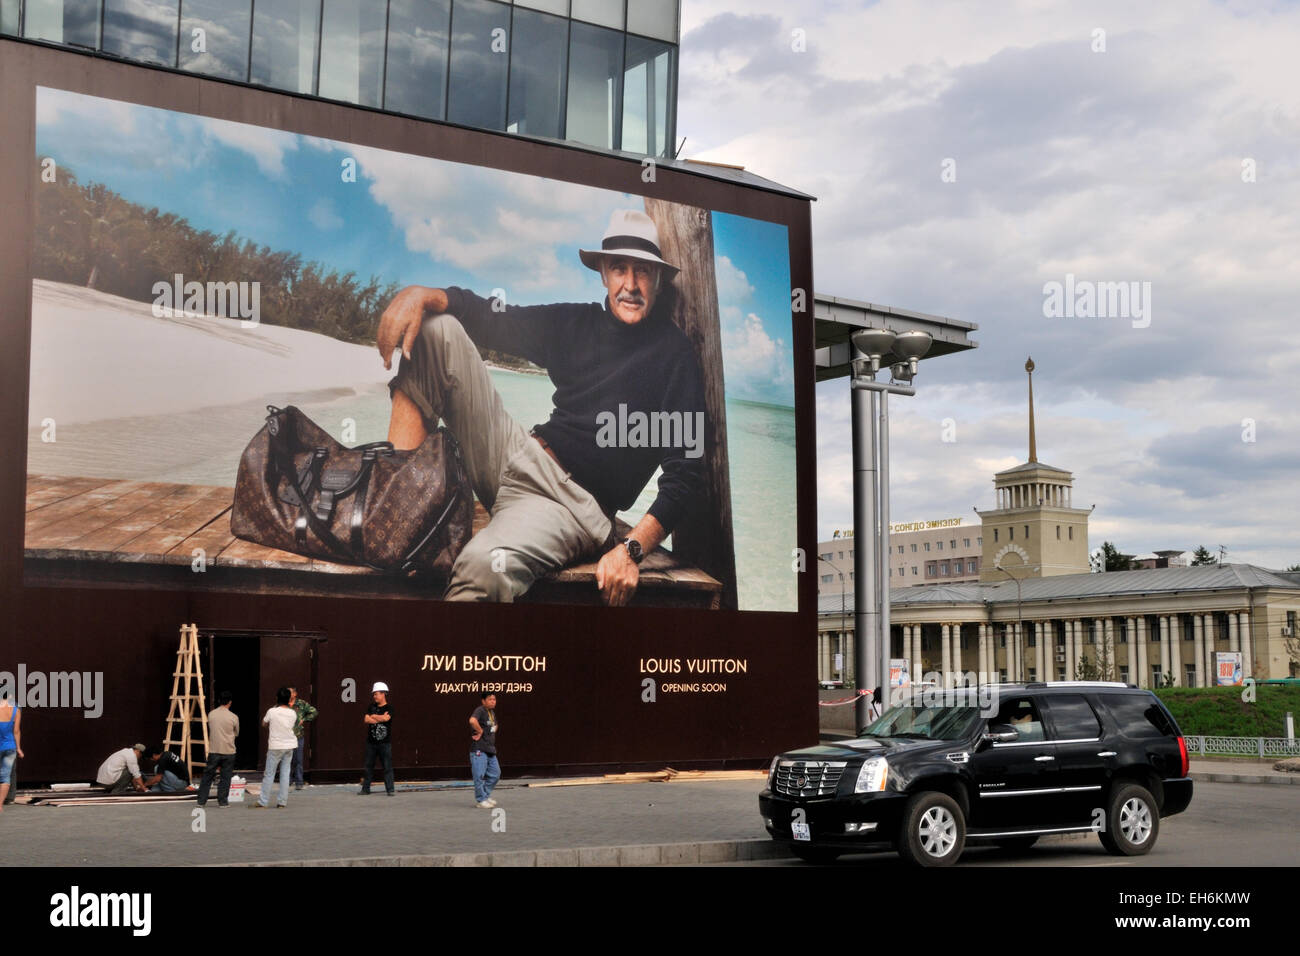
xmin=993 ymin=562 xmax=1038 ymax=682
xmin=849 ymin=329 xmax=932 ymax=729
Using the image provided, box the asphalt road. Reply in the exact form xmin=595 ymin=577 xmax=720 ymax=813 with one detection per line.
xmin=732 ymin=782 xmax=1299 ymax=866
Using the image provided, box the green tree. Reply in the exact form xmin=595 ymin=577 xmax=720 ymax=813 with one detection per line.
xmin=1190 ymin=546 xmax=1217 ymax=566
xmin=1090 ymin=541 xmax=1134 ymax=572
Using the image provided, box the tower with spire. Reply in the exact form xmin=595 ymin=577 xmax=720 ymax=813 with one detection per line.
xmin=976 ymin=357 xmax=1091 ymax=581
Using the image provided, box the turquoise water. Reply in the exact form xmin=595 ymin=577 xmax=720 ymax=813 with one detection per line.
xmin=26 ymin=368 xmax=798 ymax=611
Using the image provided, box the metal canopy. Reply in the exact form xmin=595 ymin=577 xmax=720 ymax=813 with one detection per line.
xmin=814 ymin=293 xmax=979 ymax=382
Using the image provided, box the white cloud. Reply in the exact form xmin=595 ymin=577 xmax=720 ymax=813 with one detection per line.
xmin=307 ymin=199 xmax=343 ymax=231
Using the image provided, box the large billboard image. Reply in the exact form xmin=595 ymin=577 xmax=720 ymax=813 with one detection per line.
xmin=24 ymin=87 xmax=797 ymax=613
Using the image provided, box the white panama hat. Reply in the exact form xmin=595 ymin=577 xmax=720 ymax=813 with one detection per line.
xmin=579 ymin=209 xmax=679 ymax=278
xmin=372 ymin=681 xmax=389 ymax=693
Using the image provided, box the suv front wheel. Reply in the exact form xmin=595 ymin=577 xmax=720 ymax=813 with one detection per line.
xmin=897 ymin=791 xmax=966 ymax=867
xmin=1099 ymin=783 xmax=1159 ymax=856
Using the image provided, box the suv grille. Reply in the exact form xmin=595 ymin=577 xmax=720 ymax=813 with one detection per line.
xmin=774 ymin=760 xmax=847 ymax=798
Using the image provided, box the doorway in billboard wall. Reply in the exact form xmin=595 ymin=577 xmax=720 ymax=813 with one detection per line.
xmin=199 ymin=629 xmax=324 ymax=774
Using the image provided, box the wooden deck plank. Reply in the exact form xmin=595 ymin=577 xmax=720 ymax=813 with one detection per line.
xmin=26 ymin=481 xmax=181 ymax=547
xmin=24 ymin=475 xmax=118 ymax=513
xmin=123 ymin=487 xmax=238 ymax=557
xmin=54 ymin=483 xmax=218 ymax=553
xmin=22 ymin=474 xmax=721 ymax=601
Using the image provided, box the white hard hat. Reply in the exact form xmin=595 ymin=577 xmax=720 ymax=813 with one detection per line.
xmin=372 ymin=682 xmax=389 ymax=693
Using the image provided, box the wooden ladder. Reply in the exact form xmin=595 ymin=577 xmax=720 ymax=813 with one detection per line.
xmin=163 ymin=623 xmax=210 ymax=779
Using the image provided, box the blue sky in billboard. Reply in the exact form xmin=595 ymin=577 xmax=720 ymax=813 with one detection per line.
xmin=34 ymin=88 xmax=793 ymax=409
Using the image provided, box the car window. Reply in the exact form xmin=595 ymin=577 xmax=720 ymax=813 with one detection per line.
xmin=1043 ymin=694 xmax=1101 ymax=740
xmin=1098 ymin=693 xmax=1175 ymax=738
xmin=990 ymin=696 xmax=1045 ymax=743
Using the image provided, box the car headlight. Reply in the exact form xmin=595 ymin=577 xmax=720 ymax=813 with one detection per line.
xmin=767 ymin=755 xmax=781 ymax=787
xmin=855 ymin=756 xmax=889 ymax=793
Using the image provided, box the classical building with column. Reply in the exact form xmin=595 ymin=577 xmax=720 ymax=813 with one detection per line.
xmin=817 ymin=564 xmax=1300 ymax=687
xmin=817 ymin=358 xmax=1300 ymax=687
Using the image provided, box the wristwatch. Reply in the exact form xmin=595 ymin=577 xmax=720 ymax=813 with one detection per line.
xmin=621 ymin=537 xmax=644 ymax=564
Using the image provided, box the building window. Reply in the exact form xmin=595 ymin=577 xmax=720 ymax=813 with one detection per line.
xmin=1 ymin=0 xmax=19 ymax=34
xmin=627 ymin=0 xmax=677 ymax=42
xmin=384 ymin=0 xmax=451 ymax=120
xmin=1009 ymin=526 xmax=1014 ymax=540
xmin=24 ymin=0 xmax=102 ymax=48
xmin=1152 ymin=666 xmax=1162 ymax=686
xmin=317 ymin=0 xmax=388 ymax=108
xmin=1028 ymin=668 xmax=1036 ymax=682
xmin=897 ymin=545 xmax=904 ymax=554
xmin=179 ymin=0 xmax=253 ymax=81
xmin=937 ymin=540 xmax=943 ymax=550
xmin=621 ymin=33 xmax=673 ymax=157
xmin=950 ymin=539 xmax=957 ymax=549
xmin=848 ymin=571 xmax=854 ymax=580
xmin=1186 ymin=665 xmax=1197 ymax=687
xmin=1119 ymin=668 xmax=1129 ymax=684
xmin=838 ymin=551 xmax=844 ymax=559
xmin=993 ymin=529 xmax=998 ymax=542
xmin=1024 ymin=524 xmax=1029 ymax=538
xmin=924 ymin=542 xmax=931 ymax=551
xmin=819 ymin=552 xmax=832 ymax=561
xmin=978 ymin=537 xmax=983 ymax=546
xmin=446 ymin=0 xmax=511 ymax=130
xmin=572 ymin=0 xmax=623 ymax=30
xmin=101 ymin=0 xmax=180 ymax=67
xmin=566 ymin=18 xmax=624 ymax=149
xmin=1068 ymin=527 xmax=1073 ymax=540
xmin=910 ymin=544 xmax=917 ymax=553
xmin=963 ymin=538 xmax=970 ymax=548
xmin=1056 ymin=525 xmax=1061 ymax=540
xmin=911 ymin=566 xmax=918 ymax=575
xmin=509 ymin=8 xmax=570 ymax=136
xmin=967 ymin=561 xmax=976 ymax=573
xmin=939 ymin=563 xmax=948 ymax=575
xmin=849 ymin=550 xmax=854 ymax=558
xmin=820 ymin=574 xmax=832 ymax=583
xmin=250 ymin=0 xmax=322 ymax=95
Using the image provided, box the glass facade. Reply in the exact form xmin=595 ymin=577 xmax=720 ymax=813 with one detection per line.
xmin=8 ymin=0 xmax=676 ymax=155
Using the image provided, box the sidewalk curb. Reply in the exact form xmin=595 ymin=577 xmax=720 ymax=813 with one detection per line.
xmin=1189 ymin=771 xmax=1299 ymax=785
xmin=219 ymin=838 xmax=797 ymax=867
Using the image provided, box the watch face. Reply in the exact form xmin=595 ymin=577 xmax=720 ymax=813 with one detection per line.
xmin=624 ymin=538 xmax=643 ymax=562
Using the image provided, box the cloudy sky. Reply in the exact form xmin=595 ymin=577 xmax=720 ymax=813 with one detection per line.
xmin=677 ymin=0 xmax=1300 ymax=569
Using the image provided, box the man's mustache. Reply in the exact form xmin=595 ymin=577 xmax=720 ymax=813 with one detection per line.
xmin=616 ymin=292 xmax=646 ymax=306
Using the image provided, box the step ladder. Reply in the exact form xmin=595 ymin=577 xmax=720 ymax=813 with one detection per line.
xmin=163 ymin=623 xmax=210 ymax=779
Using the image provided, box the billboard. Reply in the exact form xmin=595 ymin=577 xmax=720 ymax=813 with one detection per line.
xmin=23 ymin=86 xmax=797 ymax=613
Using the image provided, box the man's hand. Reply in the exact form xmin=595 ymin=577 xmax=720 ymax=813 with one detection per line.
xmin=377 ymin=285 xmax=449 ymax=370
xmin=596 ymin=542 xmax=640 ymax=607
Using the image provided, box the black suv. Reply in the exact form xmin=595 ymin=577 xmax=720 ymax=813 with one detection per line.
xmin=759 ymin=682 xmax=1193 ymax=866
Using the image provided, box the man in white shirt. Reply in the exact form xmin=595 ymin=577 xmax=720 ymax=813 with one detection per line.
xmin=95 ymin=743 xmax=147 ymax=795
xmin=254 ymin=687 xmax=298 ymax=809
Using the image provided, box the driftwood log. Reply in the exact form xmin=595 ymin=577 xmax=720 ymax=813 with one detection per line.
xmin=643 ymin=198 xmax=738 ymax=611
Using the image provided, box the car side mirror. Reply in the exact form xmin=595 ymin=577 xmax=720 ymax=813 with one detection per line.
xmin=981 ymin=724 xmax=1019 ymax=747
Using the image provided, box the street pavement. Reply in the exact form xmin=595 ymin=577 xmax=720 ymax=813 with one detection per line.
xmin=1 ymin=762 xmax=1294 ymax=867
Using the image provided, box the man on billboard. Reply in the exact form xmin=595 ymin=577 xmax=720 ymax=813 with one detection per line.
xmin=377 ymin=209 xmax=707 ymax=606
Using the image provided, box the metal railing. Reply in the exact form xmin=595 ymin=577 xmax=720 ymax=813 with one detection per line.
xmin=1186 ymin=735 xmax=1300 ymax=758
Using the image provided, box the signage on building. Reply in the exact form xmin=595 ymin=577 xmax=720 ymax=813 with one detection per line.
xmin=1216 ymin=652 xmax=1243 ymax=686
xmin=889 ymin=517 xmax=964 ymax=534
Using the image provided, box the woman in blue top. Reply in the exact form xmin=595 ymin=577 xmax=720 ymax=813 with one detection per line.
xmin=0 ymin=692 xmax=22 ymax=811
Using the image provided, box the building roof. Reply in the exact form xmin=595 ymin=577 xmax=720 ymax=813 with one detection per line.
xmin=818 ymin=564 xmax=1300 ymax=616
xmin=994 ymin=460 xmax=1072 ymax=476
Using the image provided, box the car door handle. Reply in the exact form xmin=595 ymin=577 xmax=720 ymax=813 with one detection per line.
xmin=1034 ymin=755 xmax=1055 ymax=762
xmin=1097 ymin=751 xmax=1117 ymax=758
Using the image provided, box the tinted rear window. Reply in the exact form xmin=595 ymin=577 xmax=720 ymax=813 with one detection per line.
xmin=1045 ymin=694 xmax=1101 ymax=739
xmin=1099 ymin=693 xmax=1176 ymax=739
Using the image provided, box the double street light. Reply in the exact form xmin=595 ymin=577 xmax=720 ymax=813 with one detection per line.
xmin=849 ymin=328 xmax=932 ymax=730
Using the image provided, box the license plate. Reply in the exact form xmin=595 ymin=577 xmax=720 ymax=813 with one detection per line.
xmin=792 ymin=822 xmax=811 ymax=842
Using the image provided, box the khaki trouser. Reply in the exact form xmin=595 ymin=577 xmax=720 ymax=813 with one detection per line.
xmin=391 ymin=315 xmax=612 ymax=602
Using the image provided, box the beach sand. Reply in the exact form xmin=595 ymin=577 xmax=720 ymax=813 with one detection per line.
xmin=27 ymin=279 xmax=390 ymax=429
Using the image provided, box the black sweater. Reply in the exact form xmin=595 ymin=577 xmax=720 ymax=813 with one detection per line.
xmin=445 ymin=287 xmax=707 ymax=535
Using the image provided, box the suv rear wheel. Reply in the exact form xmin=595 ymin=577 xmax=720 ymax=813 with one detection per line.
xmin=897 ymin=791 xmax=965 ymax=867
xmin=1099 ymin=783 xmax=1158 ymax=856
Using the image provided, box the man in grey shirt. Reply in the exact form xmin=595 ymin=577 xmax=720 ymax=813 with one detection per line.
xmin=198 ymin=691 xmax=240 ymax=807
xmin=95 ymin=743 xmax=146 ymax=794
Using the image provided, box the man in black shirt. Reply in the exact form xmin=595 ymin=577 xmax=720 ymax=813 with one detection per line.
xmin=468 ymin=691 xmax=500 ymax=808
xmin=378 ymin=209 xmax=707 ymax=605
xmin=359 ymin=681 xmax=395 ymax=796
xmin=145 ymin=746 xmax=191 ymax=793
